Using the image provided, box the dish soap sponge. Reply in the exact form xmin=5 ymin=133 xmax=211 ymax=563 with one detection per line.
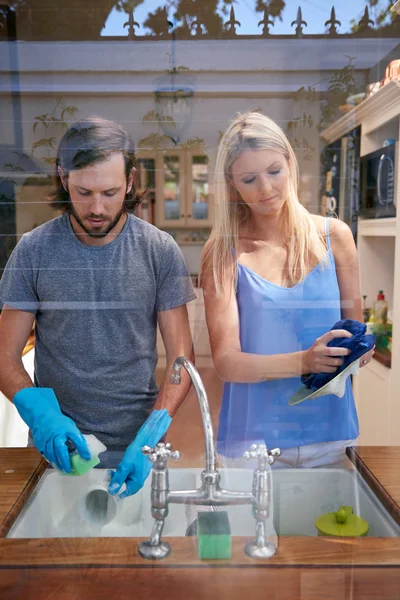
xmin=197 ymin=511 xmax=232 ymax=560
xmin=63 ymin=435 xmax=107 ymax=476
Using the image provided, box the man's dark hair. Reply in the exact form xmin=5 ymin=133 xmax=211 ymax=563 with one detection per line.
xmin=47 ymin=116 xmax=143 ymax=212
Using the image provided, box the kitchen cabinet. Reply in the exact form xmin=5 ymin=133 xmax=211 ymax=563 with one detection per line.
xmin=137 ymin=149 xmax=213 ymax=229
xmin=136 ymin=152 xmax=156 ymax=224
xmin=352 ymin=358 xmax=391 ymax=446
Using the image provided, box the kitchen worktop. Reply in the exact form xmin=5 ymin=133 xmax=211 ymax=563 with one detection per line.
xmin=1 ymin=447 xmax=400 ymax=599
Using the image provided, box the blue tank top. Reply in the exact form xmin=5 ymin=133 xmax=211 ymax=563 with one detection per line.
xmin=217 ymin=219 xmax=359 ymax=458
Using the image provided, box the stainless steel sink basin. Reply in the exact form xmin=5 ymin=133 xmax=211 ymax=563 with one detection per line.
xmin=7 ymin=467 xmax=400 ymax=538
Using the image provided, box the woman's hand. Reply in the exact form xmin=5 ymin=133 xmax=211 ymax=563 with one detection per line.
xmin=302 ymin=329 xmax=353 ymax=375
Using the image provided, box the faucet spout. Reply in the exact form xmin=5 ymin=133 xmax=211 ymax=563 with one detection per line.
xmin=170 ymin=356 xmax=217 ymax=474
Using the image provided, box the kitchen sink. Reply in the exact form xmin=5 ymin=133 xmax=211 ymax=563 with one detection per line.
xmin=7 ymin=467 xmax=400 ymax=538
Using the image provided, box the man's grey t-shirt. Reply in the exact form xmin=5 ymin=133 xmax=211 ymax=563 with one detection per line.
xmin=0 ymin=214 xmax=196 ymax=449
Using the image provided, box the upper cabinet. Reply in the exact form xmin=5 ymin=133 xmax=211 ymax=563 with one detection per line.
xmin=136 ymin=153 xmax=156 ymax=224
xmin=321 ymin=81 xmax=400 ymax=153
xmin=157 ymin=149 xmax=186 ymax=228
xmin=186 ymin=150 xmax=212 ymax=227
xmin=137 ymin=149 xmax=213 ymax=229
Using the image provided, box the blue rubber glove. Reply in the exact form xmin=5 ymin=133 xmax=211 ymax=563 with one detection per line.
xmin=13 ymin=387 xmax=91 ymax=473
xmin=108 ymin=409 xmax=172 ymax=498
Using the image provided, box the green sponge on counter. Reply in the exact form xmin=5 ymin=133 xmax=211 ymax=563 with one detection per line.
xmin=197 ymin=511 xmax=232 ymax=560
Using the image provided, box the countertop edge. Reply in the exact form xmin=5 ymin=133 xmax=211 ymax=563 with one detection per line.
xmin=346 ymin=446 xmax=400 ymax=526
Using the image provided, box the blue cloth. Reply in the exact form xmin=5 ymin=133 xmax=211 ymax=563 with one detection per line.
xmin=301 ymin=320 xmax=375 ymax=391
xmin=217 ymin=218 xmax=360 ymax=458
xmin=108 ymin=409 xmax=172 ymax=498
xmin=0 ymin=214 xmax=195 ymax=450
xmin=13 ymin=387 xmax=90 ymax=473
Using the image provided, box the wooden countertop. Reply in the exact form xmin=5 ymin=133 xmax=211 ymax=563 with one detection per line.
xmin=0 ymin=449 xmax=47 ymax=537
xmin=347 ymin=446 xmax=400 ymax=525
xmin=1 ymin=447 xmax=400 ymax=599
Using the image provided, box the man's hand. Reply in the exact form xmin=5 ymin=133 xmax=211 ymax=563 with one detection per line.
xmin=108 ymin=409 xmax=171 ymax=498
xmin=13 ymin=387 xmax=90 ymax=473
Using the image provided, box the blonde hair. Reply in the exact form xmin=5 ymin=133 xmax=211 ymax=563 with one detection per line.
xmin=201 ymin=111 xmax=328 ymax=295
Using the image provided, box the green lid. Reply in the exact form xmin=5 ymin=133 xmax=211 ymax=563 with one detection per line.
xmin=315 ymin=506 xmax=369 ymax=537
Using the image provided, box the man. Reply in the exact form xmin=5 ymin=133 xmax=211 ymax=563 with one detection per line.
xmin=0 ymin=117 xmax=196 ymax=498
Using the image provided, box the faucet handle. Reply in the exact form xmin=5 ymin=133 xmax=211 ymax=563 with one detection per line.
xmin=142 ymin=442 xmax=180 ymax=464
xmin=243 ymin=444 xmax=281 ymax=469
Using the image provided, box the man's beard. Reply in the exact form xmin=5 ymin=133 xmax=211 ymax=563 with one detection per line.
xmin=70 ymin=205 xmax=125 ymax=238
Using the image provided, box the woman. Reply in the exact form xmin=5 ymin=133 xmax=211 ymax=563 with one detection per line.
xmin=200 ymin=111 xmax=374 ymax=468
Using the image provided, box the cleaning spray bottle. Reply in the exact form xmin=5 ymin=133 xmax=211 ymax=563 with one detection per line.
xmin=373 ymin=290 xmax=388 ymax=343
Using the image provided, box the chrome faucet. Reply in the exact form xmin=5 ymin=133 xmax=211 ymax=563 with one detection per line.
xmin=138 ymin=357 xmax=280 ymax=560
xmin=170 ymin=356 xmax=216 ymax=475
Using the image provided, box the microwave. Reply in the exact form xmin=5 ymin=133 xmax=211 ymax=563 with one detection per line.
xmin=359 ymin=142 xmax=396 ymax=219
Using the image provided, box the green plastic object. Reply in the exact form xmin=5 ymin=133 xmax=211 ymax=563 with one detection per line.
xmin=315 ymin=505 xmax=369 ymax=537
xmin=197 ymin=511 xmax=232 ymax=559
xmin=67 ymin=452 xmax=100 ymax=476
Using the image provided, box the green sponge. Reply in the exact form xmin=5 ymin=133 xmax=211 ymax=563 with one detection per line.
xmin=67 ymin=452 xmax=100 ymax=476
xmin=197 ymin=511 xmax=232 ymax=560
xmin=60 ymin=435 xmax=106 ymax=476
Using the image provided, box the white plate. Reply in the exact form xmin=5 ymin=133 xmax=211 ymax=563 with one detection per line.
xmin=288 ymin=357 xmax=362 ymax=406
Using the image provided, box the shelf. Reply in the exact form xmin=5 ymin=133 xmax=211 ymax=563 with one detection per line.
xmin=358 ymin=218 xmax=397 ymax=237
xmin=321 ymin=81 xmax=400 ymax=144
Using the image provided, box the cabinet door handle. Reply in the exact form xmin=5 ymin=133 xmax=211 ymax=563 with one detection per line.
xmin=188 ymin=214 xmax=192 ymax=218
xmin=180 ymin=214 xmax=185 ymax=218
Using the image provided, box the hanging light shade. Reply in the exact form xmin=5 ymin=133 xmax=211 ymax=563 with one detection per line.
xmin=155 ymin=85 xmax=194 ymax=144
